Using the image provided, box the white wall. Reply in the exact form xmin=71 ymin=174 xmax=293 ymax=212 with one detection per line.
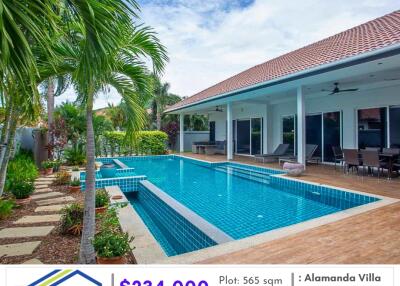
xmin=270 ymin=84 xmax=400 ymax=151
xmin=208 ymin=103 xmax=268 ymax=148
xmin=209 ymin=84 xmax=400 ymax=155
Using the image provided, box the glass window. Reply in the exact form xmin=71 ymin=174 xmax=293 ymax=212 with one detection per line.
xmin=323 ymin=112 xmax=341 ymax=162
xmin=358 ymin=108 xmax=387 ymax=149
xmin=390 ymin=106 xmax=400 ymax=148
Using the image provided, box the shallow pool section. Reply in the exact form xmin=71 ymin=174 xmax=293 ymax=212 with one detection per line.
xmin=121 ymin=156 xmax=379 ymax=249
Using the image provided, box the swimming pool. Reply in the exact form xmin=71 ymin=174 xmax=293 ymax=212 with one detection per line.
xmin=119 ymin=155 xmax=379 ymax=256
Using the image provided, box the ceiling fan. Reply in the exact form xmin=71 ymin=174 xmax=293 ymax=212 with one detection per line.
xmin=322 ymin=82 xmax=359 ymax=95
xmin=208 ymin=106 xmax=223 ymax=112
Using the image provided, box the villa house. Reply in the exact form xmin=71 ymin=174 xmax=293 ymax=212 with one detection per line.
xmin=166 ymin=10 xmax=400 ymax=165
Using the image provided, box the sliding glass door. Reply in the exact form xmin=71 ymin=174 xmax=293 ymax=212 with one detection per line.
xmin=236 ymin=120 xmax=251 ymax=154
xmin=323 ymin=112 xmax=341 ymax=162
xmin=358 ymin=107 xmax=387 ymax=149
xmin=282 ymin=116 xmax=296 ymax=155
xmin=251 ymin=118 xmax=262 ymax=155
xmin=306 ymin=114 xmax=322 ymax=158
xmin=390 ymin=106 xmax=400 ymax=148
xmin=235 ymin=118 xmax=263 ymax=155
xmin=284 ymin=112 xmax=341 ymax=162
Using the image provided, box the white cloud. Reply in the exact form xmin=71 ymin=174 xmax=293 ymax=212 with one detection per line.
xmin=57 ymin=0 xmax=399 ymax=108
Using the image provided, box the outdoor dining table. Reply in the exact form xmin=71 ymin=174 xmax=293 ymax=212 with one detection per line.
xmin=196 ymin=144 xmax=216 ymax=154
xmin=357 ymin=152 xmax=399 ymax=179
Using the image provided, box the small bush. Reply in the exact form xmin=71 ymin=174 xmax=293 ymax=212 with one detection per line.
xmin=60 ymin=203 xmax=84 ymax=235
xmin=70 ymin=178 xmax=80 ymax=186
xmin=0 ymin=199 xmax=15 ymax=219
xmin=11 ymin=181 xmax=34 ymax=199
xmin=6 ymin=154 xmax=38 ymax=188
xmin=92 ymin=230 xmax=133 ymax=258
xmin=95 ymin=189 xmax=110 ymax=208
xmin=54 ymin=171 xmax=71 ymax=185
xmin=93 ymin=208 xmax=133 ymax=258
xmin=64 ymin=143 xmax=86 ymax=166
xmin=41 ymin=160 xmax=54 ymax=169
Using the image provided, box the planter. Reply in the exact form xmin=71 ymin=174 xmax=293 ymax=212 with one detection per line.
xmin=97 ymin=256 xmax=127 ymax=264
xmin=45 ymin=168 xmax=53 ymax=175
xmin=95 ymin=206 xmax=107 ymax=214
xmin=100 ymin=163 xmax=117 ymax=178
xmin=283 ymin=162 xmax=305 ymax=177
xmin=69 ymin=185 xmax=81 ymax=192
xmin=16 ymin=196 xmax=31 ymax=206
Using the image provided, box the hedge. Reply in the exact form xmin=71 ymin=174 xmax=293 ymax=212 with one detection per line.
xmin=102 ymin=131 xmax=168 ymax=156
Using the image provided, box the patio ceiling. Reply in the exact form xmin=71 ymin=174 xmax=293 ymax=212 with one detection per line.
xmin=174 ymin=52 xmax=400 ymax=115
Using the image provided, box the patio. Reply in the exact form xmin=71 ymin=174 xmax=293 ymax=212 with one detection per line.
xmin=178 ymin=153 xmax=400 ymax=264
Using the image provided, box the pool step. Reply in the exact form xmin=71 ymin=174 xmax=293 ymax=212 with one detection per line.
xmin=214 ymin=166 xmax=270 ymax=185
xmin=216 ymin=165 xmax=271 ymax=179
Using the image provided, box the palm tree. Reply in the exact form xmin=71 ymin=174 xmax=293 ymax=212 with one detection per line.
xmin=152 ymin=75 xmax=170 ymax=130
xmin=0 ymin=0 xmax=59 ymax=196
xmin=106 ymin=103 xmax=125 ymax=130
xmin=39 ymin=1 xmax=167 ymax=263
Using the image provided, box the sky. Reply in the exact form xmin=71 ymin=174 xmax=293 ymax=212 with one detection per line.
xmin=55 ymin=0 xmax=399 ymax=109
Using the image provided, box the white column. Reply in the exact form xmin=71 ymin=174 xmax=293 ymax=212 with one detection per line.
xmin=179 ymin=113 xmax=184 ymax=153
xmin=227 ymin=102 xmax=233 ymax=160
xmin=263 ymin=103 xmax=269 ymax=154
xmin=297 ymin=86 xmax=306 ymax=165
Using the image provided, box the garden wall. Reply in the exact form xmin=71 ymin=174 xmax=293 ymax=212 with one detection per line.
xmin=173 ymin=131 xmax=210 ymax=152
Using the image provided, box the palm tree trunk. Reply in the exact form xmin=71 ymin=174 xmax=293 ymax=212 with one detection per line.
xmin=0 ymin=100 xmax=13 ymax=169
xmin=47 ymin=79 xmax=55 ymax=158
xmin=0 ymin=109 xmax=17 ymax=196
xmin=156 ymin=104 xmax=161 ymax=130
xmin=79 ymin=93 xmax=96 ymax=264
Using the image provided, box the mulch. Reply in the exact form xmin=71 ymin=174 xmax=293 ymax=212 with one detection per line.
xmin=0 ymin=178 xmax=136 ymax=264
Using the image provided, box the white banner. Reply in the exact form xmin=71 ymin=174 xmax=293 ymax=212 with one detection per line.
xmin=1 ymin=265 xmax=398 ymax=286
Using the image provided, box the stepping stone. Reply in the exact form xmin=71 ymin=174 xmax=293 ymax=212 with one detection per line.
xmin=23 ymin=258 xmax=43 ymax=264
xmin=36 ymin=177 xmax=55 ymax=181
xmin=0 ymin=241 xmax=41 ymax=257
xmin=36 ymin=196 xmax=75 ymax=206
xmin=34 ymin=188 xmax=52 ymax=193
xmin=0 ymin=226 xmax=54 ymax=238
xmin=34 ymin=184 xmax=49 ymax=189
xmin=35 ymin=204 xmax=67 ymax=212
xmin=14 ymin=214 xmax=61 ymax=224
xmin=31 ymin=192 xmax=64 ymax=200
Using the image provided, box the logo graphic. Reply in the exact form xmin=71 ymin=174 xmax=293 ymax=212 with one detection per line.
xmin=28 ymin=269 xmax=102 ymax=286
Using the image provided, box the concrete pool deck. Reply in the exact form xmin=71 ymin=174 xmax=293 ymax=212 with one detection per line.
xmin=106 ymin=153 xmax=400 ymax=264
xmin=176 ymin=153 xmax=400 ymax=264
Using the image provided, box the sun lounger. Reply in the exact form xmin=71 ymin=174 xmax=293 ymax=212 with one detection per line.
xmin=254 ymin=144 xmax=289 ymax=163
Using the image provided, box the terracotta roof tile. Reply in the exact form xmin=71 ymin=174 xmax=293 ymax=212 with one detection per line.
xmin=168 ymin=10 xmax=400 ymax=111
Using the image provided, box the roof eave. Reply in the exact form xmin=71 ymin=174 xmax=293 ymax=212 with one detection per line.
xmin=166 ymin=42 xmax=400 ymax=114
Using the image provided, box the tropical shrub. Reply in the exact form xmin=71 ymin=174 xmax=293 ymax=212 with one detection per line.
xmin=103 ymin=131 xmax=168 ymax=155
xmin=95 ymin=189 xmax=110 ymax=208
xmin=41 ymin=160 xmax=54 ymax=169
xmin=6 ymin=153 xmax=39 ymax=186
xmin=60 ymin=203 xmax=84 ymax=235
xmin=92 ymin=208 xmax=133 ymax=258
xmin=11 ymin=181 xmax=34 ymax=199
xmin=70 ymin=178 xmax=81 ymax=187
xmin=54 ymin=171 xmax=71 ymax=185
xmin=0 ymin=199 xmax=15 ymax=219
xmin=64 ymin=143 xmax=86 ymax=165
xmin=92 ymin=230 xmax=133 ymax=258
xmin=161 ymin=121 xmax=179 ymax=149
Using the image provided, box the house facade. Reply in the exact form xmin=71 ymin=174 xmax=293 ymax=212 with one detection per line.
xmin=166 ymin=11 xmax=400 ymax=165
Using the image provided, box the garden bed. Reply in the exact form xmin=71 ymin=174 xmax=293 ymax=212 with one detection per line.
xmin=0 ymin=179 xmax=136 ymax=264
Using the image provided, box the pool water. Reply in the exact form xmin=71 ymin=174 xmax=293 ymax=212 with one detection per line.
xmin=121 ymin=157 xmax=376 ymax=241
